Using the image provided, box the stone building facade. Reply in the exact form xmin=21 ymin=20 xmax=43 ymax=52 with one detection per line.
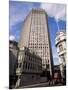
xmin=16 ymin=47 xmax=42 ymax=87
xmin=9 ymin=40 xmax=18 ymax=88
xmin=55 ymin=31 xmax=66 ymax=82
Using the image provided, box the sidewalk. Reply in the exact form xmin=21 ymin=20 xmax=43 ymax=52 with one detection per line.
xmin=20 ymin=81 xmax=49 ymax=88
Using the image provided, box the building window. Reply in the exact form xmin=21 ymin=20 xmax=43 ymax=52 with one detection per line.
xmin=28 ymin=63 xmax=30 ymax=69
xmin=42 ymin=64 xmax=45 ymax=66
xmin=18 ymin=63 xmax=21 ymax=68
xmin=59 ymin=44 xmax=63 ymax=52
xmin=18 ymin=55 xmax=22 ymax=60
xmin=46 ymin=64 xmax=49 ymax=69
xmin=25 ymin=63 xmax=27 ymax=69
xmin=61 ymin=55 xmax=65 ymax=64
xmin=25 ymin=52 xmax=27 ymax=55
xmin=23 ymin=62 xmax=27 ymax=69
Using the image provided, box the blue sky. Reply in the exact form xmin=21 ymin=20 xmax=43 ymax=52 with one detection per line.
xmin=9 ymin=1 xmax=66 ymax=65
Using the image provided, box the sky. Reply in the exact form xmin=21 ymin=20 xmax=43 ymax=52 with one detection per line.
xmin=9 ymin=1 xmax=66 ymax=65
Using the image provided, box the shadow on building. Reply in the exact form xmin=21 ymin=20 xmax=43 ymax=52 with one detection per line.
xmin=9 ymin=40 xmax=18 ymax=89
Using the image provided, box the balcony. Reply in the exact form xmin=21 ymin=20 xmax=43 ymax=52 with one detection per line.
xmin=55 ymin=35 xmax=66 ymax=45
xmin=58 ymin=49 xmax=66 ymax=56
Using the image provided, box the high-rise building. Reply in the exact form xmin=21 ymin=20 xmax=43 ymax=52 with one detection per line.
xmin=19 ymin=9 xmax=54 ymax=77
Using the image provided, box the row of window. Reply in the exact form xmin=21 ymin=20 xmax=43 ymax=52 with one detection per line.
xmin=32 ymin=19 xmax=45 ymax=23
xmin=30 ymin=35 xmax=45 ymax=38
xmin=18 ymin=62 xmax=41 ymax=71
xmin=30 ymin=28 xmax=45 ymax=31
xmin=18 ymin=55 xmax=42 ymax=67
xmin=32 ymin=14 xmax=45 ymax=18
xmin=31 ymin=22 xmax=45 ymax=26
xmin=30 ymin=35 xmax=47 ymax=38
xmin=29 ymin=39 xmax=46 ymax=42
xmin=24 ymin=56 xmax=41 ymax=64
xmin=32 ymin=16 xmax=45 ymax=20
xmin=31 ymin=19 xmax=45 ymax=24
xmin=29 ymin=43 xmax=48 ymax=45
xmin=31 ymin=25 xmax=45 ymax=29
xmin=29 ymin=41 xmax=45 ymax=43
xmin=23 ymin=61 xmax=42 ymax=71
xmin=18 ymin=57 xmax=49 ymax=69
xmin=18 ymin=50 xmax=42 ymax=59
xmin=27 ymin=55 xmax=41 ymax=62
xmin=29 ymin=46 xmax=48 ymax=49
xmin=29 ymin=38 xmax=45 ymax=41
xmin=30 ymin=32 xmax=45 ymax=35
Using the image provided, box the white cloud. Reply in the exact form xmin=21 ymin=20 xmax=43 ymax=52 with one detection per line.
xmin=10 ymin=2 xmax=66 ymax=31
xmin=41 ymin=3 xmax=66 ymax=21
xmin=9 ymin=35 xmax=15 ymax=40
xmin=10 ymin=8 xmax=28 ymax=27
xmin=9 ymin=2 xmax=33 ymax=31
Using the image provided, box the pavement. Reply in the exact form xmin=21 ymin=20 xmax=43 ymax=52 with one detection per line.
xmin=19 ymin=81 xmax=63 ymax=88
xmin=20 ymin=82 xmax=49 ymax=88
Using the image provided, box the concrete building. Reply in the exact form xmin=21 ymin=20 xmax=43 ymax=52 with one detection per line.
xmin=55 ymin=31 xmax=66 ymax=82
xmin=16 ymin=47 xmax=42 ymax=87
xmin=18 ymin=9 xmax=54 ymax=77
xmin=9 ymin=40 xmax=18 ymax=88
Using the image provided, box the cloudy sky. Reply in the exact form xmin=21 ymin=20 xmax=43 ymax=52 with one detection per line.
xmin=9 ymin=1 xmax=66 ymax=65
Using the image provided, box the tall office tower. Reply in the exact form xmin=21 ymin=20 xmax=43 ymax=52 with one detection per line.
xmin=19 ymin=9 xmax=53 ymax=76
